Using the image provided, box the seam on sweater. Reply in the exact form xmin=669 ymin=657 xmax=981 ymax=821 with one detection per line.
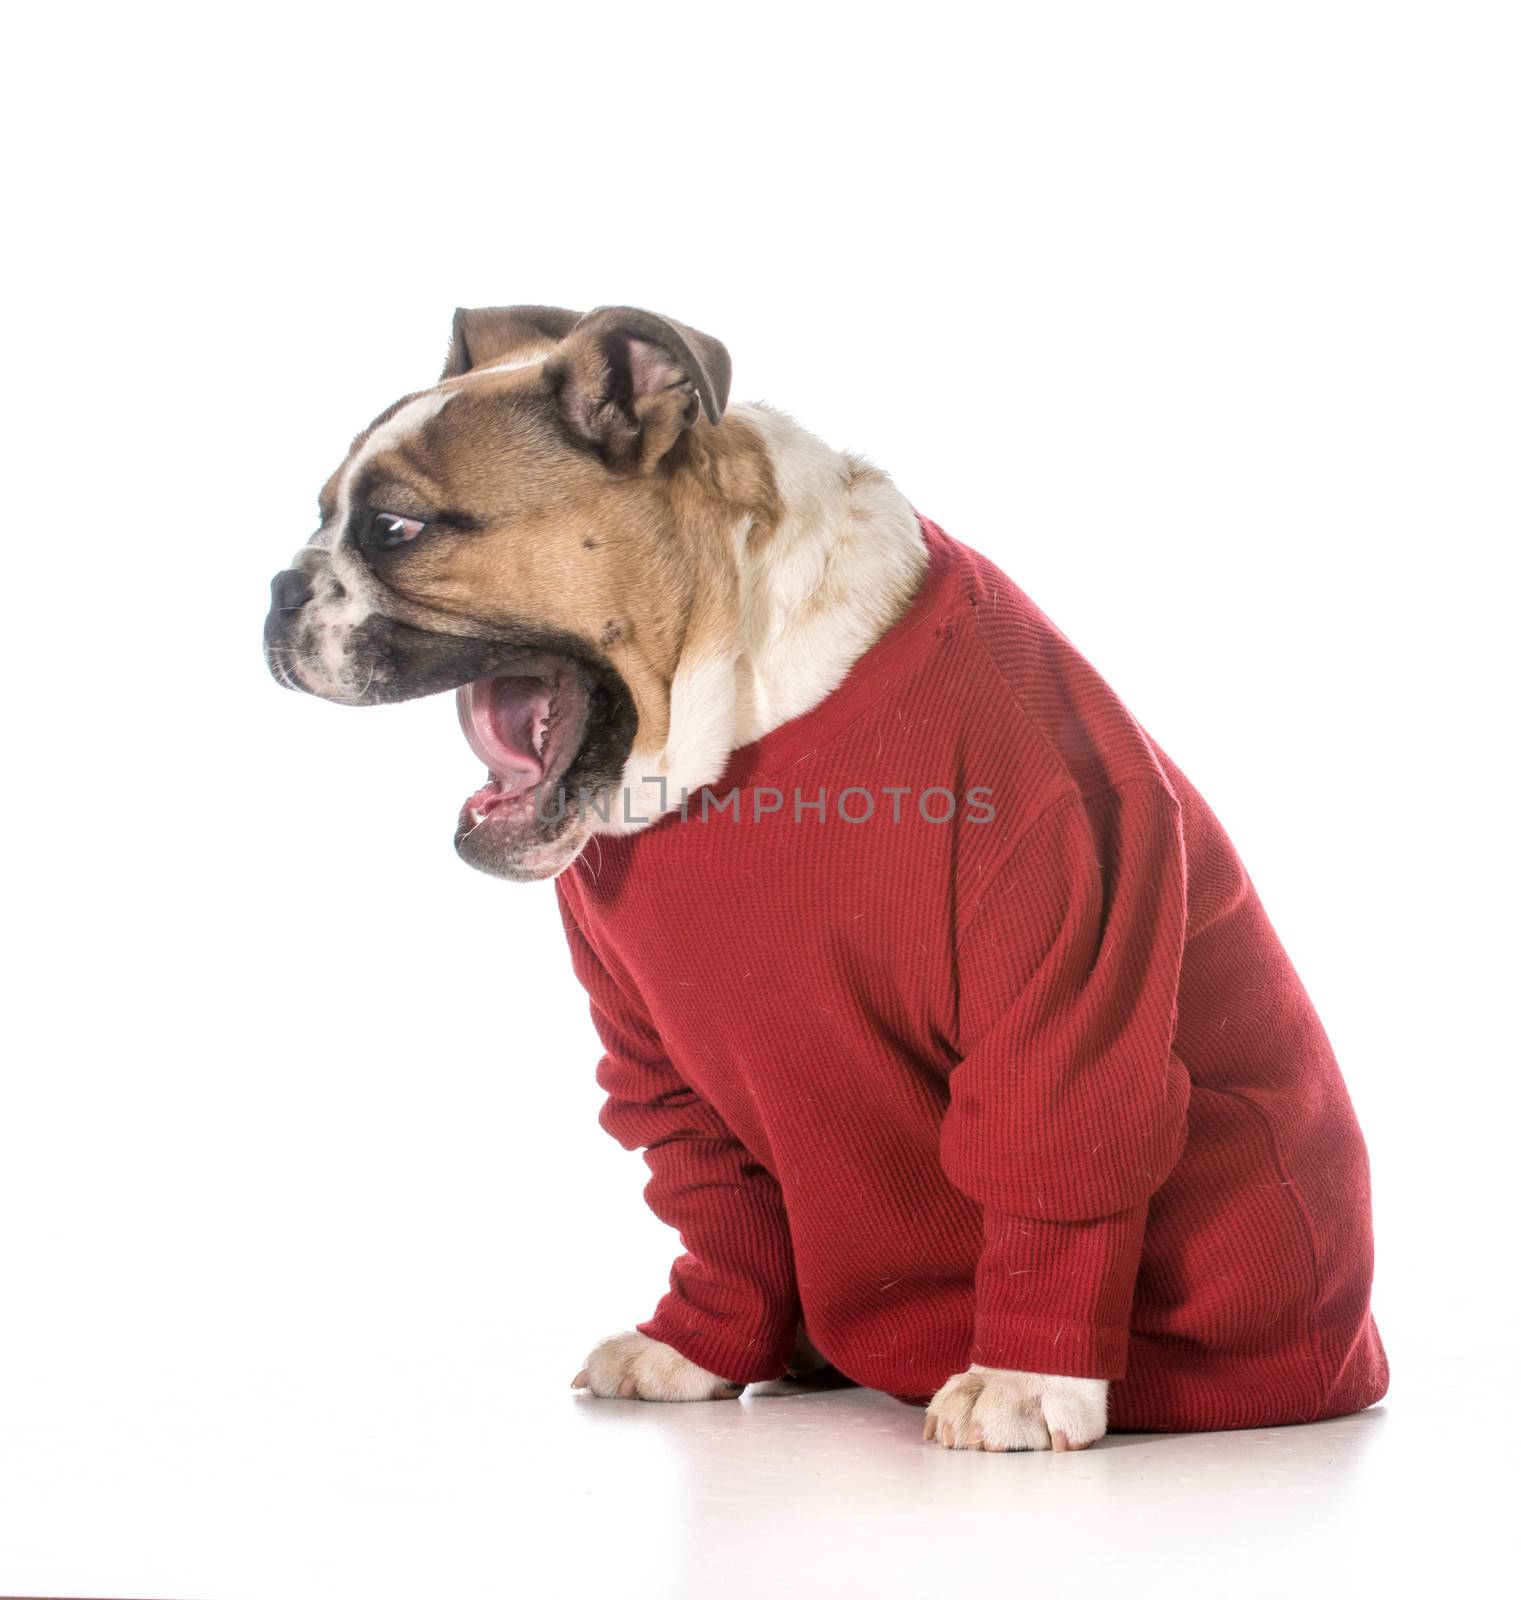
xmin=1190 ymin=1075 xmax=1332 ymax=1409
xmin=972 ymin=1312 xmax=1133 ymax=1343
xmin=955 ymin=776 xmax=1183 ymax=949
xmin=965 ymin=604 xmax=1180 ymax=805
xmin=971 ymin=1313 xmax=1131 ymax=1379
xmin=954 ymin=788 xmax=1084 ymax=947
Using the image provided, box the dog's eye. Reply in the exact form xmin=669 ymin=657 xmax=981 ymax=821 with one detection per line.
xmin=371 ymin=511 xmax=427 ymax=549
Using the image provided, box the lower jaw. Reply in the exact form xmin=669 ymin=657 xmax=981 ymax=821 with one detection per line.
xmin=454 ymin=803 xmax=588 ymax=881
xmin=453 ymin=654 xmax=593 ymax=868
xmin=450 ymin=650 xmax=640 ymax=879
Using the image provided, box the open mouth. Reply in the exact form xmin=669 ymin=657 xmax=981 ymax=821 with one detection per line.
xmin=456 ymin=652 xmax=592 ymax=834
xmin=263 ymin=546 xmax=635 ymax=879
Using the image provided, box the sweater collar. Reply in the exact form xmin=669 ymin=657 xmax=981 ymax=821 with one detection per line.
xmin=713 ymin=512 xmax=961 ymax=790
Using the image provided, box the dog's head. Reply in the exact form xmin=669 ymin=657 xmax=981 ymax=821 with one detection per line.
xmin=264 ymin=304 xmax=767 ymax=880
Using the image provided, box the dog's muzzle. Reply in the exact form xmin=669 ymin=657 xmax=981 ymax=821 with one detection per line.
xmin=262 ymin=550 xmax=639 ymax=879
xmin=262 ymin=550 xmax=493 ymax=705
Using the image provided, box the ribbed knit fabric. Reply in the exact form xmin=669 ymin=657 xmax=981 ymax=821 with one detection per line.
xmin=556 ymin=514 xmax=1389 ymax=1431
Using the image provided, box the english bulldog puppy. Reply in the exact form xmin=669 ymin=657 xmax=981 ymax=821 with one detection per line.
xmin=265 ymin=306 xmax=1387 ymax=1451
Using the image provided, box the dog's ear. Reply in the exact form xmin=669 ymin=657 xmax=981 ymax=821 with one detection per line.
xmin=543 ymin=306 xmax=732 ymax=471
xmin=442 ymin=305 xmax=584 ymax=379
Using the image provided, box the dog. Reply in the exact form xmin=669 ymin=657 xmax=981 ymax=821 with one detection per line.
xmin=264 ymin=304 xmax=1388 ymax=1450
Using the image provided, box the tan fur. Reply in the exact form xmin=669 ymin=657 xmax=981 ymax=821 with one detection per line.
xmin=325 ymin=355 xmax=784 ymax=769
xmin=442 ymin=305 xmax=582 ymax=377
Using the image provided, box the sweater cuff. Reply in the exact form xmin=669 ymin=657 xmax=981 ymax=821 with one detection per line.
xmin=972 ymin=1204 xmax=1148 ymax=1381
xmin=637 ymin=1308 xmax=793 ymax=1387
xmin=970 ymin=1315 xmax=1131 ymax=1380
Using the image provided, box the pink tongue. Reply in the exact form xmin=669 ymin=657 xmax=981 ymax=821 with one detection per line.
xmin=456 ymin=676 xmax=550 ymax=795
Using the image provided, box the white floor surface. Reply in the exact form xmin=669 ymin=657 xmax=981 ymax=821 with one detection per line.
xmin=0 ymin=1331 xmax=1506 ymax=1599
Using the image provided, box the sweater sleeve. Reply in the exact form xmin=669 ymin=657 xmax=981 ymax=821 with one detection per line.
xmin=943 ymin=780 xmax=1192 ymax=1380
xmin=556 ymin=889 xmax=801 ymax=1386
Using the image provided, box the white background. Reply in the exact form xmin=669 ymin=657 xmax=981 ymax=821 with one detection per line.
xmin=3 ymin=3 xmax=1517 ymax=1595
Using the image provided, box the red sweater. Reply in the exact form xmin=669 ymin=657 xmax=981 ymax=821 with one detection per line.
xmin=556 ymin=515 xmax=1388 ymax=1432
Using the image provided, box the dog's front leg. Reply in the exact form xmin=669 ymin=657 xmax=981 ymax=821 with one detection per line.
xmin=572 ymin=1330 xmax=744 ymax=1402
xmin=924 ymin=1366 xmax=1108 ymax=1451
xmin=560 ymin=904 xmax=803 ymax=1404
xmin=932 ymin=785 xmax=1191 ymax=1456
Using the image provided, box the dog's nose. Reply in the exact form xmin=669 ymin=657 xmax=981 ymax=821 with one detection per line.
xmin=270 ymin=568 xmax=314 ymax=612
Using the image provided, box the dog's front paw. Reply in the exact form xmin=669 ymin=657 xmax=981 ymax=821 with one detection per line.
xmin=571 ymin=1330 xmax=744 ymax=1402
xmin=924 ymin=1365 xmax=1108 ymax=1452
